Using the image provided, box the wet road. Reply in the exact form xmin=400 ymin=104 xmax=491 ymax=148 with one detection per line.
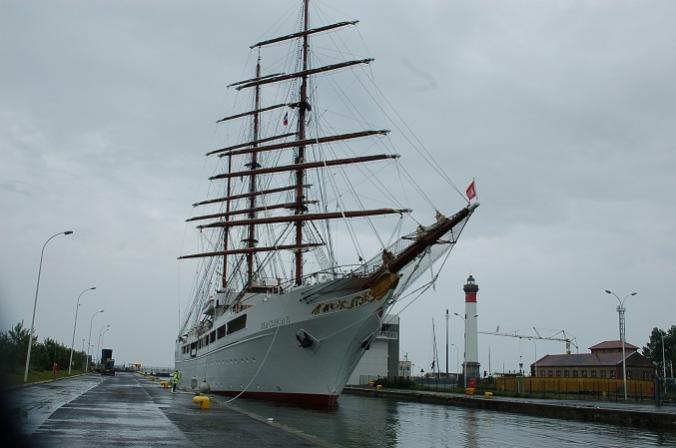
xmin=8 ymin=373 xmax=321 ymax=447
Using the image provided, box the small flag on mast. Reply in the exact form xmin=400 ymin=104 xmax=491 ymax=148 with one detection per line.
xmin=282 ymin=111 xmax=289 ymax=126
xmin=466 ymin=180 xmax=477 ymax=201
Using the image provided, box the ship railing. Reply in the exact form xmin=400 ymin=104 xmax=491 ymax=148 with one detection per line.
xmin=277 ymin=263 xmax=380 ymax=290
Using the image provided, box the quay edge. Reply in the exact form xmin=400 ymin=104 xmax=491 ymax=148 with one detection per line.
xmin=343 ymin=386 xmax=676 ymax=431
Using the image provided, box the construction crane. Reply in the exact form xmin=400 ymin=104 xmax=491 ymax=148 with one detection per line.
xmin=479 ymin=326 xmax=579 ymax=354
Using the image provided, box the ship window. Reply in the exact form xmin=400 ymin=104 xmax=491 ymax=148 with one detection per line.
xmin=581 ymin=370 xmax=587 ymax=377
xmin=610 ymin=370 xmax=616 ymax=378
xmin=591 ymin=370 xmax=597 ymax=377
xmin=556 ymin=370 xmax=561 ymax=377
xmin=572 ymin=370 xmax=578 ymax=377
xmin=548 ymin=370 xmax=553 ymax=377
xmin=210 ymin=331 xmax=216 ymax=343
xmin=204 ymin=336 xmax=209 ymax=346
xmin=217 ymin=325 xmax=226 ymax=339
xmin=227 ymin=314 xmax=247 ymax=335
xmin=564 ymin=370 xmax=570 ymax=377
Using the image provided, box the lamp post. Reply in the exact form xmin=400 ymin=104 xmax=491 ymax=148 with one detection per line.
xmin=96 ymin=324 xmax=110 ymax=364
xmin=68 ymin=287 xmax=96 ymax=374
xmin=86 ymin=309 xmax=104 ymax=372
xmin=100 ymin=327 xmax=110 ymax=354
xmin=451 ymin=343 xmax=460 ymax=374
xmin=445 ymin=309 xmax=449 ymax=378
xmin=529 ymin=339 xmax=538 ymax=376
xmin=661 ymin=331 xmax=667 ymax=391
xmin=604 ymin=289 xmax=637 ymax=401
xmin=23 ymin=230 xmax=74 ymax=383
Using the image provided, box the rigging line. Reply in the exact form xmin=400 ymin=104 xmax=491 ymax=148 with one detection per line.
xmin=310 ymin=122 xmax=365 ymax=261
xmin=309 ymin=86 xmax=336 ymax=269
xmin=314 ymin=65 xmax=410 ymax=211
xmin=386 ymin=215 xmax=404 ymax=247
xmin=310 ymin=61 xmax=403 ymax=219
xmin=319 ymin=136 xmax=388 ymax=251
xmin=323 ymin=29 xmax=456 ymax=205
xmin=317 ymin=116 xmax=405 ymax=209
xmin=390 ymin=221 xmax=465 ymax=316
xmin=326 ymin=19 xmax=461 ymax=198
xmin=366 ymin=70 xmax=465 ymax=199
xmin=222 ymin=323 xmax=283 ymax=404
xmin=305 ymin=81 xmax=365 ymax=262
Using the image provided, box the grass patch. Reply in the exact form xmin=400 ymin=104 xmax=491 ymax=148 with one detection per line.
xmin=1 ymin=369 xmax=86 ymax=388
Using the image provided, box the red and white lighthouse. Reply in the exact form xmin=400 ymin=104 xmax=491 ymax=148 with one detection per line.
xmin=463 ymin=275 xmax=480 ymax=386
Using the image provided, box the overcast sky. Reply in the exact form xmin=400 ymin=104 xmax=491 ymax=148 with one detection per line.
xmin=1 ymin=0 xmax=675 ymax=375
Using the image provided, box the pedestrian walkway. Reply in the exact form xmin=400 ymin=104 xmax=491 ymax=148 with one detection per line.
xmin=10 ymin=372 xmax=323 ymax=447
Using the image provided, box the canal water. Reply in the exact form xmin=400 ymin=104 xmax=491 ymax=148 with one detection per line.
xmin=230 ymin=394 xmax=676 ymax=447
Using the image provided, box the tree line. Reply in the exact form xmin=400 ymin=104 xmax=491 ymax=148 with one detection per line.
xmin=642 ymin=325 xmax=676 ymax=377
xmin=0 ymin=321 xmax=87 ymax=374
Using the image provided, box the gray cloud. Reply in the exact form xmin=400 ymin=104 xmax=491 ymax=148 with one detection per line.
xmin=1 ymin=0 xmax=674 ymax=373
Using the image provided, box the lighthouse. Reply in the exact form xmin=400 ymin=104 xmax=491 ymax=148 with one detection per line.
xmin=463 ymin=275 xmax=480 ymax=387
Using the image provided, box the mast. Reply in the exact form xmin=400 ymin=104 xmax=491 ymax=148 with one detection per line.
xmin=222 ymin=154 xmax=232 ymax=289
xmin=295 ymin=0 xmax=310 ymax=285
xmin=247 ymin=54 xmax=262 ymax=286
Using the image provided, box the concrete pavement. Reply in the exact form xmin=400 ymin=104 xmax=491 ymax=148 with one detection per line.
xmin=7 ymin=372 xmax=324 ymax=447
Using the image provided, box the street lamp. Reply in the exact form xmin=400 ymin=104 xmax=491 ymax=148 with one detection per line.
xmin=68 ymin=287 xmax=96 ymax=374
xmin=604 ymin=289 xmax=637 ymax=401
xmin=86 ymin=309 xmax=104 ymax=372
xmin=96 ymin=324 xmax=111 ymax=364
xmin=661 ymin=331 xmax=667 ymax=391
xmin=445 ymin=309 xmax=449 ymax=378
xmin=100 ymin=327 xmax=111 ymax=355
xmin=23 ymin=230 xmax=74 ymax=383
xmin=529 ymin=339 xmax=538 ymax=376
xmin=450 ymin=343 xmax=460 ymax=374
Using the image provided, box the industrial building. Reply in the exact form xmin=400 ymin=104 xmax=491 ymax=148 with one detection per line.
xmin=348 ymin=315 xmax=400 ymax=385
xmin=531 ymin=340 xmax=655 ymax=380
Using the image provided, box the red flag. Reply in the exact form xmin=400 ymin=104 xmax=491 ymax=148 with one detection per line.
xmin=282 ymin=112 xmax=289 ymax=126
xmin=466 ymin=181 xmax=477 ymax=201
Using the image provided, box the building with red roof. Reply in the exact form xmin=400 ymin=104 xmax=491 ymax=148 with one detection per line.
xmin=531 ymin=340 xmax=655 ymax=381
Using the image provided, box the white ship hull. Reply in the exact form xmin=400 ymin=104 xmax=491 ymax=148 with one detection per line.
xmin=175 ymin=278 xmax=393 ymax=406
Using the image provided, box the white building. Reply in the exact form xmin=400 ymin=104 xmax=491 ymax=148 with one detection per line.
xmin=348 ymin=315 xmax=400 ymax=385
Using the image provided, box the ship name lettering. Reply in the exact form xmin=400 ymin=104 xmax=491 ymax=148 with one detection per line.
xmin=260 ymin=316 xmax=290 ymax=330
xmin=311 ymin=291 xmax=383 ymax=316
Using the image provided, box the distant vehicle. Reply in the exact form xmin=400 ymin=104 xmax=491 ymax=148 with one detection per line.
xmin=100 ymin=348 xmax=115 ymax=376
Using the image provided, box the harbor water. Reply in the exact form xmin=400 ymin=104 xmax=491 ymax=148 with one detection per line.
xmin=231 ymin=394 xmax=676 ymax=447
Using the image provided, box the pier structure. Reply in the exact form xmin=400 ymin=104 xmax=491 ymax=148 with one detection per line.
xmin=463 ymin=275 xmax=480 ymax=387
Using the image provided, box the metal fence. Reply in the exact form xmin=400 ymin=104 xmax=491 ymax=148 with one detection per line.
xmin=369 ymin=375 xmax=660 ymax=403
xmin=656 ymin=377 xmax=676 ymax=406
xmin=494 ymin=377 xmax=655 ymax=402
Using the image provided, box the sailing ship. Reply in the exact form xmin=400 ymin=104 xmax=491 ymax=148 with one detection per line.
xmin=175 ymin=0 xmax=479 ymax=406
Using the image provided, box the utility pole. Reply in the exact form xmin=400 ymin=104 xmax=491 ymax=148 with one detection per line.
xmin=445 ymin=309 xmax=449 ymax=377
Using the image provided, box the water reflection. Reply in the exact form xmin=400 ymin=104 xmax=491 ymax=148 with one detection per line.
xmin=228 ymin=395 xmax=676 ymax=448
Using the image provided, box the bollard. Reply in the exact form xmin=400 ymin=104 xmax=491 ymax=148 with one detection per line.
xmin=192 ymin=395 xmax=210 ymax=409
xmin=483 ymin=391 xmax=493 ymax=398
xmin=376 ymin=384 xmax=383 ymax=390
xmin=160 ymin=380 xmax=170 ymax=388
xmin=465 ymin=387 xmax=476 ymax=395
